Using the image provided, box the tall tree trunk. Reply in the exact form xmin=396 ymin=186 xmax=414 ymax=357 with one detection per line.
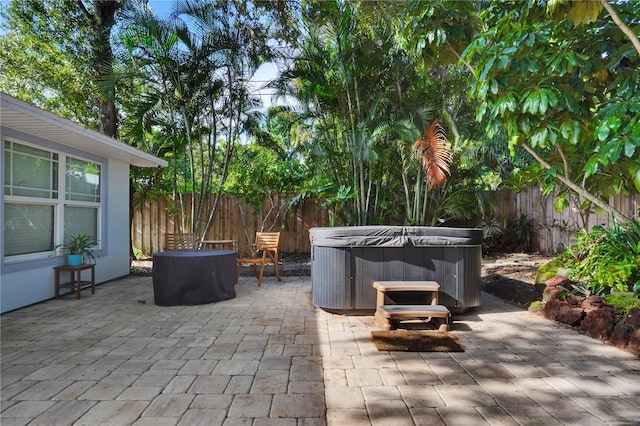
xmin=78 ymin=0 xmax=126 ymax=255
xmin=78 ymin=0 xmax=120 ymax=138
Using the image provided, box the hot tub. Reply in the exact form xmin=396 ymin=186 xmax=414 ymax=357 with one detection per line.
xmin=310 ymin=226 xmax=482 ymax=313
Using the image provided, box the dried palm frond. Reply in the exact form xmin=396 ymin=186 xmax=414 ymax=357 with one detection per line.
xmin=413 ymin=120 xmax=452 ymax=188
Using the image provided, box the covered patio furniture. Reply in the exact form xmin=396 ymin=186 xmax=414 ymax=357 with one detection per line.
xmin=153 ymin=249 xmax=236 ymax=305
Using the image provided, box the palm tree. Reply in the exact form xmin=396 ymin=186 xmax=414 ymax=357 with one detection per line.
xmin=275 ymin=0 xmax=500 ymax=227
xmin=119 ymin=0 xmax=274 ymax=238
xmin=275 ymin=0 xmax=399 ymax=225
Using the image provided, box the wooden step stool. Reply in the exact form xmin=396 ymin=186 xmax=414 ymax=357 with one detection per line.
xmin=373 ymin=281 xmax=450 ymax=331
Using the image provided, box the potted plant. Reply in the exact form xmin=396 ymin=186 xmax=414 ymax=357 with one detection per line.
xmin=57 ymin=234 xmax=97 ymax=266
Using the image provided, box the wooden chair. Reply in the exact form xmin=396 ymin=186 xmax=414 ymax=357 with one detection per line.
xmin=165 ymin=233 xmax=196 ymax=250
xmin=236 ymin=232 xmax=281 ymax=286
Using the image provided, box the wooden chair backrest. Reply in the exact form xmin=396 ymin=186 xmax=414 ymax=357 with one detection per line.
xmin=165 ymin=233 xmax=196 ymax=250
xmin=255 ymin=232 xmax=280 ymax=252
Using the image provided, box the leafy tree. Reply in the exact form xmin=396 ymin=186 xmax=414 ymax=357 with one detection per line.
xmin=79 ymin=0 xmax=124 ymax=137
xmin=463 ymin=1 xmax=640 ymax=221
xmin=0 ymin=0 xmax=124 ymax=134
xmin=403 ymin=0 xmax=481 ymax=73
xmin=276 ymin=0 xmax=502 ymax=227
xmin=1 ymin=0 xmax=134 ymax=254
xmin=119 ymin=0 xmax=289 ymax=238
xmin=225 ymin=116 xmax=307 ymax=241
xmin=277 ymin=0 xmax=448 ymax=225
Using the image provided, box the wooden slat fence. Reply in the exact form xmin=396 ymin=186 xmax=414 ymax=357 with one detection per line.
xmin=494 ymin=188 xmax=640 ymax=253
xmin=132 ymin=194 xmax=330 ymax=256
xmin=132 ymin=190 xmax=640 ymax=256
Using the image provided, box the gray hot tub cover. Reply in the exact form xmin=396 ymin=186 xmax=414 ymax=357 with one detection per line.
xmin=309 ymin=226 xmax=482 ymax=247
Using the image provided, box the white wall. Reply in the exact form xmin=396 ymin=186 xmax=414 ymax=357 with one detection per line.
xmin=1 ymin=268 xmax=60 ymax=313
xmin=99 ymin=158 xmax=132 ymax=280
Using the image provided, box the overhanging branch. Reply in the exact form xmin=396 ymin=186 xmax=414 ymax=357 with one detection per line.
xmin=522 ymin=143 xmax=631 ymax=222
xmin=446 ymin=40 xmax=475 ymax=74
xmin=556 ymin=142 xmax=570 ymax=178
xmin=599 ymin=0 xmax=640 ymax=57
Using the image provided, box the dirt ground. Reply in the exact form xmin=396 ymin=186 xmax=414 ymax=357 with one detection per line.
xmin=481 ymin=254 xmax=553 ymax=283
xmin=481 ymin=253 xmax=554 ymax=308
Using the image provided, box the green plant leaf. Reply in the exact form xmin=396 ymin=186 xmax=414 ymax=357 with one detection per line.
xmin=607 ymin=115 xmax=622 ymax=132
xmin=560 ymin=119 xmax=580 ymax=144
xmin=624 ymin=141 xmax=636 ymax=158
xmin=554 ymin=195 xmax=569 ymax=212
xmin=606 ymin=140 xmax=623 ymax=163
xmin=584 ymin=157 xmax=599 ymax=178
xmin=631 ymin=164 xmax=640 ymax=192
xmin=523 ymin=90 xmax=540 ymax=114
xmin=480 ymin=56 xmax=495 ymax=80
xmin=490 ymin=78 xmax=499 ymax=94
xmin=596 ymin=124 xmax=610 ymax=142
xmin=612 ymin=177 xmax=623 ymax=194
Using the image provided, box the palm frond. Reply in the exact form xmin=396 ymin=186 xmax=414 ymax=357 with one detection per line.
xmin=413 ymin=120 xmax=452 ymax=188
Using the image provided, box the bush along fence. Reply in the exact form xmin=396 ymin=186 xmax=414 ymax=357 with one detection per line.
xmin=131 ymin=189 xmax=640 ymax=257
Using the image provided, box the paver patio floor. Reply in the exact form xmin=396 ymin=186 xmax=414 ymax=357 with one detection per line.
xmin=2 ymin=274 xmax=639 ymax=425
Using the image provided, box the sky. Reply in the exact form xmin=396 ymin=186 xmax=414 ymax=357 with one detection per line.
xmin=146 ymin=0 xmax=282 ymax=110
xmin=147 ymin=0 xmax=173 ymax=20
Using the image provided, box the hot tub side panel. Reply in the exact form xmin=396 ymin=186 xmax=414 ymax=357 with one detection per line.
xmin=462 ymin=246 xmax=482 ymax=308
xmin=353 ymin=246 xmax=447 ymax=310
xmin=441 ymin=246 xmax=482 ymax=310
xmin=352 ymin=246 xmax=481 ymax=311
xmin=353 ymin=247 xmax=382 ymax=310
xmin=311 ymin=246 xmax=352 ymax=309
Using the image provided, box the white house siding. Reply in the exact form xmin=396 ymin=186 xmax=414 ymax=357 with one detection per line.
xmin=101 ymin=159 xmax=133 ymax=281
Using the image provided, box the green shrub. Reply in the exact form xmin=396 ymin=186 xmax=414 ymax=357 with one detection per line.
xmin=505 ymin=214 xmax=536 ymax=252
xmin=605 ymin=292 xmax=640 ymax=316
xmin=529 ymin=300 xmax=544 ymax=312
xmin=132 ymin=246 xmax=144 ymax=260
xmin=535 ymin=257 xmax=566 ymax=284
xmin=563 ymin=220 xmax=640 ymax=293
xmin=559 ymin=282 xmax=606 ymax=297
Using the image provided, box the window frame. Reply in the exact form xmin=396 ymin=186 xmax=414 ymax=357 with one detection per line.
xmin=3 ymin=137 xmax=103 ymax=264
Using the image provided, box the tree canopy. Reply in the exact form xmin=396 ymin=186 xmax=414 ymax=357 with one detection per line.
xmin=463 ymin=0 xmax=639 ymax=221
xmin=2 ymin=0 xmax=638 ymax=237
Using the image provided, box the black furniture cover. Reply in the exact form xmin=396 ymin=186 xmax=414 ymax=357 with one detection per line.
xmin=152 ymin=249 xmax=236 ymax=306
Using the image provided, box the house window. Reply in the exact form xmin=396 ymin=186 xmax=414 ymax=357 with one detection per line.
xmin=4 ymin=140 xmax=58 ymax=198
xmin=4 ymin=203 xmax=54 ymax=256
xmin=64 ymin=206 xmax=98 ymax=239
xmin=66 ymin=157 xmax=101 ymax=202
xmin=3 ymin=139 xmax=101 ymax=262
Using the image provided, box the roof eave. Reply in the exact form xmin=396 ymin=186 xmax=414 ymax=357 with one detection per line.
xmin=1 ymin=93 xmax=167 ymax=168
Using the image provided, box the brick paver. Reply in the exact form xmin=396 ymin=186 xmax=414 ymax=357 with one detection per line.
xmin=2 ymin=274 xmax=639 ymax=425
